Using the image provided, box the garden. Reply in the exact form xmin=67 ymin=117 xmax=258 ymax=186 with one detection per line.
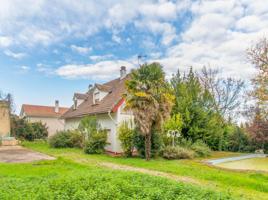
xmin=1 ymin=38 xmax=267 ymax=200
xmin=9 ymin=140 xmax=268 ymax=200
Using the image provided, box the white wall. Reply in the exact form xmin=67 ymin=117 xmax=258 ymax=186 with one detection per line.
xmin=63 ymin=100 xmax=134 ymax=153
xmin=115 ymin=101 xmax=134 ymax=152
xmin=64 ymin=118 xmax=81 ymax=130
xmin=64 ymin=114 xmax=118 ymax=153
xmin=97 ymin=113 xmax=117 ymax=152
xmin=27 ymin=116 xmax=65 ymax=137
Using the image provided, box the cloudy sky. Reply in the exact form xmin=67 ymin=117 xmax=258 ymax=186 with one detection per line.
xmin=0 ymin=0 xmax=267 ymax=112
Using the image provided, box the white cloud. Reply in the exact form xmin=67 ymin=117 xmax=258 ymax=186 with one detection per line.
xmin=0 ymin=36 xmax=12 ymax=47
xmin=156 ymin=0 xmax=268 ymax=79
xmin=135 ymin=20 xmax=177 ymax=46
xmin=140 ymin=1 xmax=177 ymax=20
xmin=56 ymin=60 xmax=135 ymax=80
xmin=20 ymin=65 xmax=30 ymax=72
xmin=0 ymin=0 xmax=267 ymax=82
xmin=236 ymin=15 xmax=267 ymax=32
xmin=71 ymin=45 xmax=92 ymax=54
xmin=0 ymin=0 xmax=190 ymax=49
xmin=36 ymin=63 xmax=54 ymax=75
xmin=4 ymin=50 xmax=26 ymax=59
xmin=89 ymin=54 xmax=114 ymax=62
xmin=18 ymin=28 xmax=55 ymax=47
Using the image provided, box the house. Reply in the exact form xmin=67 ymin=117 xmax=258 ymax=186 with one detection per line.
xmin=20 ymin=101 xmax=69 ymax=137
xmin=0 ymin=100 xmax=11 ymax=138
xmin=61 ymin=66 xmax=134 ymax=154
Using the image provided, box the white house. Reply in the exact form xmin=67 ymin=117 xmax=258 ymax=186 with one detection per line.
xmin=61 ymin=66 xmax=134 ymax=154
xmin=20 ymin=101 xmax=68 ymax=137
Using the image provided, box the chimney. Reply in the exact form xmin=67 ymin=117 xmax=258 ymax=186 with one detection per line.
xmin=55 ymin=100 xmax=59 ymax=113
xmin=120 ymin=66 xmax=126 ymax=79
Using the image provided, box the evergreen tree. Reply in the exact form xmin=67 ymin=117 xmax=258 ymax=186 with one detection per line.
xmin=171 ymin=68 xmax=226 ymax=150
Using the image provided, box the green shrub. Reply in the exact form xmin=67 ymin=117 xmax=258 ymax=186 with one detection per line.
xmin=178 ymin=138 xmax=193 ymax=148
xmin=162 ymin=146 xmax=195 ymax=160
xmin=227 ymin=126 xmax=251 ymax=152
xmin=191 ymin=140 xmax=211 ymax=157
xmin=31 ymin=122 xmax=48 ymax=139
xmin=78 ymin=116 xmax=108 ymax=154
xmin=133 ymin=128 xmax=163 ymax=158
xmin=49 ymin=130 xmax=82 ymax=148
xmin=84 ymin=130 xmax=108 ymax=154
xmin=163 ymin=114 xmax=183 ymax=146
xmin=70 ymin=130 xmax=83 ymax=148
xmin=118 ymin=121 xmax=135 ymax=157
xmin=11 ymin=117 xmax=48 ymax=141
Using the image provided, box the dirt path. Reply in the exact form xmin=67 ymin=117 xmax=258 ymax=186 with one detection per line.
xmin=99 ymin=162 xmax=201 ymax=185
xmin=0 ymin=146 xmax=55 ymax=163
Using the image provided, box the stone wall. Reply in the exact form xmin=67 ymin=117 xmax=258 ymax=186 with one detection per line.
xmin=0 ymin=101 xmax=11 ymax=137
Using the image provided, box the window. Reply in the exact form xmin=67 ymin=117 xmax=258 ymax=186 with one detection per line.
xmin=73 ymin=98 xmax=78 ymax=110
xmin=94 ymin=92 xmax=100 ymax=103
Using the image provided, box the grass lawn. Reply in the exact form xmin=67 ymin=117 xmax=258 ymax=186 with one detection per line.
xmin=4 ymin=141 xmax=266 ymax=200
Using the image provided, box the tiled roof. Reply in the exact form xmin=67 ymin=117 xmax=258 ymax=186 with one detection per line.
xmin=74 ymin=93 xmax=88 ymax=100
xmin=21 ymin=104 xmax=69 ymax=118
xmin=61 ymin=75 xmax=129 ymax=119
xmin=95 ymin=83 xmax=112 ymax=92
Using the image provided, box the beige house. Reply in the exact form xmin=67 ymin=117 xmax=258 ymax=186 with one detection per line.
xmin=62 ymin=66 xmax=134 ymax=154
xmin=0 ymin=100 xmax=11 ymax=138
xmin=20 ymin=101 xmax=68 ymax=137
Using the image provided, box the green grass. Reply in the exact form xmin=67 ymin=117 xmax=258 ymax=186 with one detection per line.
xmin=19 ymin=141 xmax=268 ymax=200
xmin=0 ymin=158 xmax=231 ymax=199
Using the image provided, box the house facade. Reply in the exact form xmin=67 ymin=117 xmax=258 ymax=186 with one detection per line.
xmin=20 ymin=101 xmax=68 ymax=137
xmin=62 ymin=66 xmax=134 ymax=154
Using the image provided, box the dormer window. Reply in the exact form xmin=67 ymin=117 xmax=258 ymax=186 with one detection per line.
xmin=94 ymin=92 xmax=100 ymax=103
xmin=73 ymin=98 xmax=78 ymax=110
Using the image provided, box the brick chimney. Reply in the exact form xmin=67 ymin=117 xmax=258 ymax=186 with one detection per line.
xmin=55 ymin=100 xmax=59 ymax=113
xmin=120 ymin=66 xmax=126 ymax=79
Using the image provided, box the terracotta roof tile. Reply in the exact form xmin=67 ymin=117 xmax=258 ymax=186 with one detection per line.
xmin=62 ymin=75 xmax=129 ymax=119
xmin=22 ymin=104 xmax=69 ymax=118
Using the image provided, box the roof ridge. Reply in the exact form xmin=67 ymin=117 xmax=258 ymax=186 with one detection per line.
xmin=22 ymin=104 xmax=69 ymax=109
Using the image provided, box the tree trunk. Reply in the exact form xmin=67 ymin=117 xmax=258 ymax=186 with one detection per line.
xmin=145 ymin=134 xmax=151 ymax=161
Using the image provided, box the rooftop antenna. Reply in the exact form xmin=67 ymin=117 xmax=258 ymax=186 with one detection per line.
xmin=137 ymin=54 xmax=147 ymax=67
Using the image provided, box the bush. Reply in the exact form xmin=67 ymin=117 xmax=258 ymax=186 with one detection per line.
xmin=78 ymin=116 xmax=108 ymax=154
xmin=133 ymin=128 xmax=163 ymax=158
xmin=84 ymin=129 xmax=108 ymax=154
xmin=49 ymin=130 xmax=82 ymax=148
xmin=191 ymin=140 xmax=211 ymax=157
xmin=11 ymin=116 xmax=48 ymax=141
xmin=162 ymin=146 xmax=195 ymax=160
xmin=163 ymin=114 xmax=183 ymax=146
xmin=227 ymin=126 xmax=251 ymax=152
xmin=31 ymin=122 xmax=48 ymax=139
xmin=118 ymin=121 xmax=135 ymax=157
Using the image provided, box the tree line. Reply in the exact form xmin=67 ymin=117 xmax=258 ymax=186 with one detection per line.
xmin=125 ymin=38 xmax=268 ymax=160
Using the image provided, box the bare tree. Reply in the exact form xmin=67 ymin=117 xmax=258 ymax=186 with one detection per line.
xmin=199 ymin=67 xmax=244 ymax=119
xmin=247 ymin=38 xmax=268 ymax=121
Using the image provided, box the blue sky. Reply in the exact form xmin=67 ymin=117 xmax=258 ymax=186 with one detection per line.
xmin=0 ymin=0 xmax=267 ymax=113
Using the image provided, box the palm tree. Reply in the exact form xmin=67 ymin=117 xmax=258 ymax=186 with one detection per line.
xmin=125 ymin=63 xmax=174 ymax=160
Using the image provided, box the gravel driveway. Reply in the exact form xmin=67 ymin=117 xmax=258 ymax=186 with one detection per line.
xmin=0 ymin=146 xmax=55 ymax=163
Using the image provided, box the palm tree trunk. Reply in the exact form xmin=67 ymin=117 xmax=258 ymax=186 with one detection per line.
xmin=145 ymin=134 xmax=151 ymax=161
